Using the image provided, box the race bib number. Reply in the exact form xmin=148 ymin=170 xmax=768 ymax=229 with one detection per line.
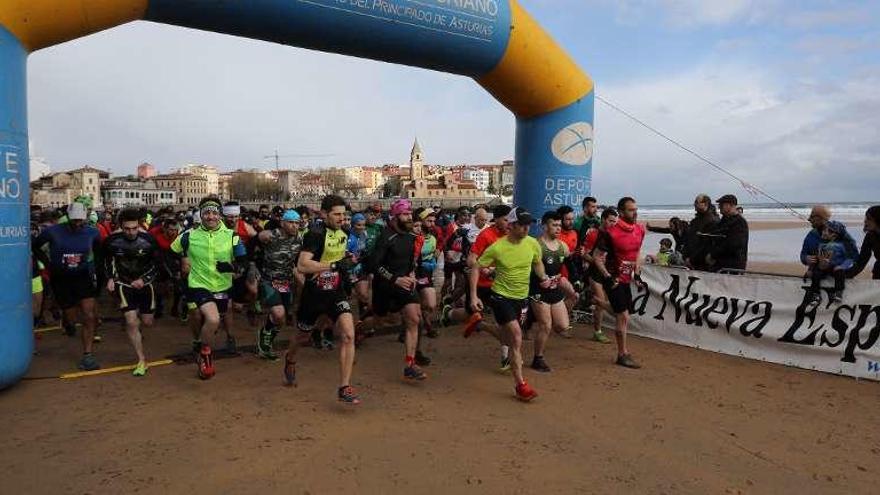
xmin=417 ymin=276 xmax=431 ymax=286
xmin=62 ymin=253 xmax=83 ymax=269
xmin=618 ymin=261 xmax=636 ymax=283
xmin=271 ymin=280 xmax=291 ymax=293
xmin=317 ymin=270 xmax=341 ymax=291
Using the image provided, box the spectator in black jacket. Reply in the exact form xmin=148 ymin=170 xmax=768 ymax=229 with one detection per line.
xmin=705 ymin=194 xmax=749 ymax=272
xmin=683 ymin=193 xmax=720 ymax=270
xmin=646 ymin=217 xmax=688 ymax=253
xmin=847 ymin=205 xmax=880 ymax=280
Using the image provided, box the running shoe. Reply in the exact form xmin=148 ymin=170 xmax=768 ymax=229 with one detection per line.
xmin=197 ymin=345 xmax=215 ymax=379
xmin=462 ymin=312 xmax=482 ymax=338
xmin=498 ymin=356 xmax=512 ymax=374
xmin=337 ymin=385 xmax=362 ymax=405
xmin=425 ymin=321 xmax=439 ymax=339
xmin=132 ymin=361 xmax=147 ymax=377
xmin=530 ymin=355 xmax=551 ymax=373
xmin=92 ymin=334 xmax=103 ymax=343
xmin=558 ymin=326 xmax=575 ymax=339
xmin=77 ymin=353 xmax=100 ymax=371
xmin=282 ymin=353 xmax=297 ymax=387
xmin=63 ymin=323 xmax=77 ymax=337
xmin=615 ymin=353 xmax=641 ymax=369
xmin=515 ymin=381 xmax=538 ymax=402
xmin=224 ymin=335 xmax=238 ymax=355
xmin=256 ymin=327 xmax=278 ymax=360
xmin=439 ymin=304 xmax=453 ymax=328
xmin=592 ymin=330 xmax=611 ymax=344
xmin=415 ymin=350 xmax=432 ymax=367
xmin=404 ymin=365 xmax=428 ymax=381
xmin=321 ymin=337 xmax=335 ymax=351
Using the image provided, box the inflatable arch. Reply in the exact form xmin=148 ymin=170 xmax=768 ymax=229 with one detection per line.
xmin=0 ymin=0 xmax=593 ymax=388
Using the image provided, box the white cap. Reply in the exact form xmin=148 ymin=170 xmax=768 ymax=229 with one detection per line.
xmin=68 ymin=203 xmax=87 ymax=220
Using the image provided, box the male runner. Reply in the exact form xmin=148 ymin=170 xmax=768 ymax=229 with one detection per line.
xmin=555 ymin=205 xmax=582 ymax=334
xmin=441 ymin=207 xmax=472 ymax=304
xmin=255 ymin=209 xmax=303 ymax=360
xmin=369 ymin=199 xmax=428 ymax=380
xmin=472 ymin=207 xmax=549 ymax=401
xmin=583 ymin=208 xmax=619 ymax=344
xmin=593 ymin=197 xmax=646 ymax=369
xmin=171 ymin=197 xmax=247 ymax=379
xmin=528 ymin=211 xmax=571 ymax=372
xmin=441 ymin=204 xmax=511 ymax=368
xmin=284 ymin=195 xmax=360 ymax=405
xmin=104 ymin=208 xmax=160 ymax=376
xmin=414 ymin=208 xmax=440 ymax=339
xmin=32 ymin=202 xmax=103 ymax=370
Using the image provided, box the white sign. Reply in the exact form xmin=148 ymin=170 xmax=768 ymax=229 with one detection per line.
xmin=551 ymin=122 xmax=593 ymax=166
xmin=628 ymin=266 xmax=880 ymax=381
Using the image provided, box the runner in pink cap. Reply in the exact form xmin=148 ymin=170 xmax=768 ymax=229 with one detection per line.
xmin=390 ymin=199 xmax=413 ymax=217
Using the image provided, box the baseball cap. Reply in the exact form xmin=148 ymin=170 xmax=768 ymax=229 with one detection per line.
xmin=505 ymin=206 xmax=536 ymax=225
xmin=492 ymin=204 xmax=512 ymax=219
xmin=281 ymin=209 xmax=301 ymax=222
xmin=67 ymin=202 xmax=87 ymax=220
xmin=419 ymin=208 xmax=436 ymax=220
xmin=716 ymin=194 xmax=738 ymax=205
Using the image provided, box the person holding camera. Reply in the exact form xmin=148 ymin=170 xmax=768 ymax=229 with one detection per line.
xmin=171 ymin=196 xmax=247 ymax=380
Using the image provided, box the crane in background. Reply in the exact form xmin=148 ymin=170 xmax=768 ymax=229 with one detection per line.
xmin=263 ymin=149 xmax=335 ymax=171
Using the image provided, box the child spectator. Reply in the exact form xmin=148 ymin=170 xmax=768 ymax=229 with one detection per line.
xmin=646 ymin=238 xmax=684 ymax=266
xmin=805 ymin=221 xmax=854 ymax=307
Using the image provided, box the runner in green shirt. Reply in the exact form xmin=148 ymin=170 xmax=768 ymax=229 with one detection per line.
xmin=171 ymin=196 xmax=246 ymax=380
xmin=472 ymin=207 xmax=549 ymax=402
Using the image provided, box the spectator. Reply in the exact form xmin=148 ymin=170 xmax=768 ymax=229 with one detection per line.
xmin=801 ymin=205 xmax=859 ymax=269
xmin=705 ymin=195 xmax=749 ymax=272
xmin=646 ymin=238 xmax=684 ymax=267
xmin=682 ymin=193 xmax=719 ymax=270
xmin=805 ymin=221 xmax=854 ymax=307
xmin=847 ymin=205 xmax=880 ymax=280
xmin=646 ymin=217 xmax=688 ymax=253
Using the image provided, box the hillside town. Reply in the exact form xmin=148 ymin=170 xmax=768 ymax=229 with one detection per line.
xmin=29 ymin=138 xmax=514 ymax=209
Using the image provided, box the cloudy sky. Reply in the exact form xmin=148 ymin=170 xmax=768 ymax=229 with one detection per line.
xmin=27 ymin=0 xmax=879 ymax=204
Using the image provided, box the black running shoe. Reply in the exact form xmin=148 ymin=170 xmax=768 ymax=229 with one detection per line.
xmin=530 ymin=356 xmax=551 ymax=373
xmin=415 ymin=350 xmax=431 ymax=367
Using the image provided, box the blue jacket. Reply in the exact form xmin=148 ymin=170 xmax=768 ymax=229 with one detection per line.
xmin=818 ymin=241 xmax=854 ymax=271
xmin=800 ymin=227 xmax=858 ymax=265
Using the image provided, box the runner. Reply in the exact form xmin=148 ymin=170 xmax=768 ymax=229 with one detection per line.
xmin=528 ymin=212 xmax=571 ymax=372
xmin=414 ymin=208 xmax=440 ymax=339
xmin=32 ymin=202 xmax=103 ymax=370
xmin=223 ymin=201 xmax=259 ymax=344
xmin=592 ymin=197 xmax=646 ymax=369
xmin=346 ymin=213 xmax=372 ymax=326
xmin=555 ymin=205 xmax=582 ymax=335
xmin=574 ymin=196 xmax=601 ymax=238
xmin=254 ymin=209 xmax=303 ymax=360
xmin=104 ymin=208 xmax=160 ymax=376
xmin=582 ymin=208 xmax=619 ymax=344
xmin=171 ymin=197 xmax=247 ymax=379
xmin=441 ymin=207 xmax=472 ymax=305
xmin=284 ymin=195 xmax=361 ymax=405
xmin=369 ymin=199 xmax=428 ymax=380
xmin=472 ymin=207 xmax=549 ymax=402
xmin=440 ymin=204 xmax=511 ymax=368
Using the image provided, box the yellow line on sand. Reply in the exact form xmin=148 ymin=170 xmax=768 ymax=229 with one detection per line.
xmin=60 ymin=359 xmax=174 ymax=379
xmin=34 ymin=326 xmax=62 ymax=334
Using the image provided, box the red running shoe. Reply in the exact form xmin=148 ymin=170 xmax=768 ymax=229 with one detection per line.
xmin=515 ymin=381 xmax=538 ymax=402
xmin=197 ymin=345 xmax=215 ymax=380
xmin=462 ymin=312 xmax=483 ymax=338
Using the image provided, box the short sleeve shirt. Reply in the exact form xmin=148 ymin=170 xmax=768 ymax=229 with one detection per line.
xmin=478 ymin=236 xmax=542 ymax=300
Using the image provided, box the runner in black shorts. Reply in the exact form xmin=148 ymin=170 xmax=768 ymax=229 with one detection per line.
xmin=284 ymin=195 xmax=361 ymax=405
xmin=528 ymin=212 xmax=571 ymax=373
xmin=104 ymin=208 xmax=160 ymax=376
xmin=32 ymin=202 xmax=103 ymax=371
xmin=254 ymin=209 xmax=302 ymax=360
xmin=369 ymin=199 xmax=428 ymax=380
xmin=471 ymin=207 xmax=549 ymax=402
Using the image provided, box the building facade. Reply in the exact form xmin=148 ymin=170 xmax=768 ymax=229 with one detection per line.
xmin=137 ymin=162 xmax=156 ymax=179
xmin=153 ymin=173 xmax=209 ymax=205
xmin=179 ymin=164 xmax=219 ymax=196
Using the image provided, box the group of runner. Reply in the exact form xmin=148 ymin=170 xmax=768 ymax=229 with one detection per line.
xmin=31 ymin=193 xmax=646 ymax=404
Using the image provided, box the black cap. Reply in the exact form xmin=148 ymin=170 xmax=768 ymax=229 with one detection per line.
xmin=507 ymin=206 xmax=537 ymax=225
xmin=716 ymin=194 xmax=738 ymax=205
xmin=492 ymin=204 xmax=512 ymax=219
